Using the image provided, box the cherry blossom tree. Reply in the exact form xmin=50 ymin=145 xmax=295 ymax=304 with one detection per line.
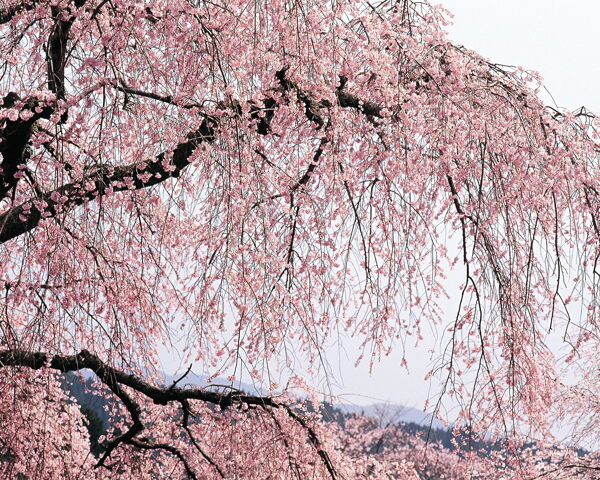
xmin=1 ymin=0 xmax=599 ymax=477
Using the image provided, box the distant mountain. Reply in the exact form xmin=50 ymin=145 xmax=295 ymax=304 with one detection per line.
xmin=335 ymin=402 xmax=448 ymax=430
xmin=161 ymin=372 xmax=447 ymax=429
xmin=62 ymin=371 xmax=501 ymax=459
xmin=62 ymin=369 xmax=447 ymax=428
xmin=61 ymin=373 xmax=112 ymax=453
xmin=158 ymin=373 xmax=502 ymax=454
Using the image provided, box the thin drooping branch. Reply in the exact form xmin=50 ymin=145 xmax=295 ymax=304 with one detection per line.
xmin=278 ymin=403 xmax=338 ymax=480
xmin=114 ymin=83 xmax=204 ymax=111
xmin=128 ymin=438 xmax=198 ymax=480
xmin=180 ymin=399 xmax=225 ymax=478
xmin=0 ymin=348 xmax=338 ymax=480
xmin=94 ymin=373 xmax=144 ymax=468
xmin=291 ymin=132 xmax=329 ymax=193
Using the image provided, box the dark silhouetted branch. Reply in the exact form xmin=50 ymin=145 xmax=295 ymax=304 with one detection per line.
xmin=0 ymin=348 xmax=338 ymax=479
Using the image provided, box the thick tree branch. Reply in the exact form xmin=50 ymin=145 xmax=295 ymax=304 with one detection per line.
xmin=0 ymin=0 xmax=87 ymax=202
xmin=276 ymin=69 xmax=386 ymax=120
xmin=0 ymin=117 xmax=216 ymax=244
xmin=180 ymin=399 xmax=225 ymax=478
xmin=47 ymin=0 xmax=87 ymax=100
xmin=0 ymin=348 xmax=198 ymax=475
xmin=0 ymin=348 xmax=337 ymax=479
xmin=0 ymin=70 xmax=390 ymax=245
xmin=337 ymin=87 xmax=385 ymax=118
xmin=0 ymin=94 xmax=55 ymax=200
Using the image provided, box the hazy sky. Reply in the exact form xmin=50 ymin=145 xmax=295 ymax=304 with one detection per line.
xmin=441 ymin=0 xmax=600 ymax=113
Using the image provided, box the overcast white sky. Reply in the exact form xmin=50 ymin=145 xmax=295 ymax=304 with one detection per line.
xmin=440 ymin=0 xmax=600 ymax=113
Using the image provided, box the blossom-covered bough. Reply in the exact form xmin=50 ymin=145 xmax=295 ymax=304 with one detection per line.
xmin=1 ymin=0 xmax=599 ymax=477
